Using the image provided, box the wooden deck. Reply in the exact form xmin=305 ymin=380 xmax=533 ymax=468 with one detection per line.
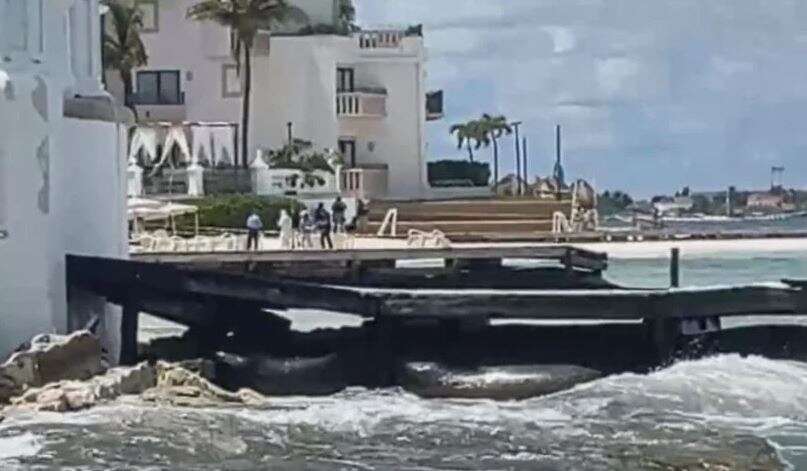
xmin=131 ymin=245 xmax=608 ymax=272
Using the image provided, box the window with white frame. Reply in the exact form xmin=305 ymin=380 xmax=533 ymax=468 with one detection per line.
xmin=222 ymin=64 xmax=242 ymax=98
xmin=136 ymin=0 xmax=159 ymax=33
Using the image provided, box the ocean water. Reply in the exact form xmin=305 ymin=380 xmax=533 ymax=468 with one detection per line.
xmin=4 ymin=250 xmax=807 ymax=469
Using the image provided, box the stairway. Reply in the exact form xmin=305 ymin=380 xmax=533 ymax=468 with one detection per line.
xmin=363 ymin=198 xmax=573 ymax=241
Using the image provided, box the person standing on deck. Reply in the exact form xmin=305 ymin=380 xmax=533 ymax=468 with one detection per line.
xmin=315 ymin=203 xmax=334 ymax=249
xmin=278 ymin=210 xmax=294 ymax=249
xmin=331 ymin=197 xmax=347 ymax=233
xmin=299 ymin=210 xmax=315 ymax=248
xmin=246 ymin=210 xmax=263 ymax=251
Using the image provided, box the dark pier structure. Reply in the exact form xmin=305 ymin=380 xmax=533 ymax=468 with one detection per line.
xmin=67 ymin=246 xmax=807 ymax=395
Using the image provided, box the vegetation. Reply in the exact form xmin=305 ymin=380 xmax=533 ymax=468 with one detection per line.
xmin=477 ymin=114 xmax=512 ymax=185
xmin=597 ymin=190 xmax=634 ymax=215
xmin=178 ymin=194 xmax=303 ymax=230
xmin=187 ymin=0 xmax=306 ymax=167
xmin=449 ymin=120 xmax=485 ymax=162
xmin=428 ymin=160 xmax=491 ymax=187
xmin=264 ymin=139 xmax=341 ymax=187
xmin=101 ymin=0 xmax=148 ymax=114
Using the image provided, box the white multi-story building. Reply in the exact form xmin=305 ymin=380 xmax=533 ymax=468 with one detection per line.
xmin=0 ymin=0 xmax=130 ymax=358
xmin=108 ymin=0 xmax=445 ymax=200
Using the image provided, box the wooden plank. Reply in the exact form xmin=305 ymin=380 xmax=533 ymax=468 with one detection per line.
xmin=67 ymin=255 xmax=378 ymax=317
xmin=358 ymin=284 xmax=807 ymax=320
xmin=131 ymin=245 xmax=607 ymax=271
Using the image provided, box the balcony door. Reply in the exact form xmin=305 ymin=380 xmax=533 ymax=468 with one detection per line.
xmin=338 ymin=138 xmax=356 ymax=168
xmin=337 ymin=67 xmax=354 ymax=93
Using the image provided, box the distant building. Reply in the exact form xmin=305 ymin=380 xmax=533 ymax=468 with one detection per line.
xmin=108 ymin=0 xmax=442 ymax=200
xmin=653 ymin=196 xmax=694 ymax=216
xmin=747 ymin=192 xmax=785 ymax=209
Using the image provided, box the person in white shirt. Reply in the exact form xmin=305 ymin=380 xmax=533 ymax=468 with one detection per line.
xmin=246 ymin=210 xmax=263 ymax=251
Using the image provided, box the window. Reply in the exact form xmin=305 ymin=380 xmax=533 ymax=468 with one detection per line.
xmin=337 ymin=68 xmax=354 ymax=93
xmin=338 ymin=138 xmax=356 ymax=167
xmin=135 ymin=70 xmax=183 ymax=105
xmin=136 ymin=0 xmax=158 ymax=33
xmin=222 ymin=64 xmax=242 ymax=98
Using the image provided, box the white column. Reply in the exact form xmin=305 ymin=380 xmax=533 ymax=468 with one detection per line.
xmin=251 ymin=150 xmax=271 ymax=195
xmin=127 ymin=162 xmax=143 ymax=197
xmin=186 ymin=164 xmax=205 ymax=197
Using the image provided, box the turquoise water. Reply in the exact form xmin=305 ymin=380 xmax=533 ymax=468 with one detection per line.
xmin=608 ymin=250 xmax=807 ymax=288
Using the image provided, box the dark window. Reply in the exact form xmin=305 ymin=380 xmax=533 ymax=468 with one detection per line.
xmin=339 ymin=139 xmax=356 ymax=167
xmin=134 ymin=70 xmax=183 ymax=105
xmin=337 ymin=68 xmax=354 ymax=93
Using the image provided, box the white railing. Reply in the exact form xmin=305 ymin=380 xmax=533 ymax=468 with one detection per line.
xmin=341 ymin=166 xmax=388 ymax=200
xmin=357 ymin=30 xmax=404 ymax=49
xmin=255 ymin=168 xmax=339 ymax=197
xmin=336 ymin=92 xmax=387 ymax=118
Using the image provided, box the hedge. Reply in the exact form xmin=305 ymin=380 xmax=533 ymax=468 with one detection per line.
xmin=175 ymin=195 xmax=304 ymax=231
xmin=428 ymin=160 xmax=491 ymax=187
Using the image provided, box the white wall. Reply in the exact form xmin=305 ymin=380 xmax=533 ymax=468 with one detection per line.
xmin=0 ymin=0 xmax=128 ymax=357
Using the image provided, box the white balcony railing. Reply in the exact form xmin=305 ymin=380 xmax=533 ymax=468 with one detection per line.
xmin=357 ymin=30 xmax=403 ymax=49
xmin=336 ymin=92 xmax=387 ymax=118
xmin=341 ymin=165 xmax=388 ymax=200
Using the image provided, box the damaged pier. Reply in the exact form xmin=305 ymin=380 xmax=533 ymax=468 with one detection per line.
xmin=67 ymin=246 xmax=807 ymax=388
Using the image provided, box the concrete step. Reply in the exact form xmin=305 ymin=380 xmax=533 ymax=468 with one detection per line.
xmin=366 ymin=219 xmax=555 ymax=234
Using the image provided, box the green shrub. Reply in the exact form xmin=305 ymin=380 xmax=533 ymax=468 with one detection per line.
xmin=176 ymin=195 xmax=303 ymax=231
xmin=428 ymin=160 xmax=491 ymax=187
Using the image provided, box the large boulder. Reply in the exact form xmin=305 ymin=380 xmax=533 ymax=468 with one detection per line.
xmin=400 ymin=363 xmax=602 ymax=400
xmin=0 ymin=331 xmax=106 ymax=403
xmin=214 ymin=352 xmax=347 ymax=396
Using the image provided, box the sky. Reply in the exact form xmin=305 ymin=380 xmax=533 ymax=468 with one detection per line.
xmin=356 ymin=0 xmax=807 ymax=197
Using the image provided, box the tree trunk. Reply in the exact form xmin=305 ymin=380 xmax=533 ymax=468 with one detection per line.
xmin=120 ymin=69 xmax=137 ymax=120
xmin=241 ymin=42 xmax=252 ymax=168
xmin=467 ymin=140 xmax=474 ymax=162
xmin=492 ymin=138 xmax=499 ymax=185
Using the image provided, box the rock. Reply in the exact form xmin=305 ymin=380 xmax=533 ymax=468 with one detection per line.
xmin=8 ymin=362 xmax=156 ymax=412
xmin=215 ymin=352 xmax=346 ymax=396
xmin=0 ymin=331 xmax=106 ymax=403
xmin=400 ymin=363 xmax=602 ymax=400
xmin=140 ymin=361 xmax=269 ymax=408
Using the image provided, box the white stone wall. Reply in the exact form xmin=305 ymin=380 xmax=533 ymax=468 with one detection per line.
xmin=0 ymin=0 xmax=128 ymax=357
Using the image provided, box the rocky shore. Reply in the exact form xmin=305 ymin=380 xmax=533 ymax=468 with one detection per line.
xmin=0 ymin=331 xmax=268 ymax=414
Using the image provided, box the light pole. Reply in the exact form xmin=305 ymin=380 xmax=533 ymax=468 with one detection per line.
xmin=522 ymin=137 xmax=528 ymax=194
xmin=511 ymin=121 xmax=522 ymax=196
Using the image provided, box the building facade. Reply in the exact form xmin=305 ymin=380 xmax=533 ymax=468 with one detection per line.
xmin=0 ymin=0 xmax=131 ymax=358
xmin=109 ymin=0 xmax=441 ymax=200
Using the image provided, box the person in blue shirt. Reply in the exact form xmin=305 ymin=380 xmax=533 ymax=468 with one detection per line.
xmin=245 ymin=210 xmax=263 ymax=251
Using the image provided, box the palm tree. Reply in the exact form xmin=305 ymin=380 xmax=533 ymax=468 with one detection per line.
xmin=187 ymin=0 xmax=305 ymax=167
xmin=478 ymin=114 xmax=512 ymax=186
xmin=450 ymin=120 xmax=485 ymax=162
xmin=102 ymin=1 xmax=148 ymax=115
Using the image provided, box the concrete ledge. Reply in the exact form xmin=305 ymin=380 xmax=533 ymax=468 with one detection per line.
xmin=63 ymin=95 xmax=135 ymax=125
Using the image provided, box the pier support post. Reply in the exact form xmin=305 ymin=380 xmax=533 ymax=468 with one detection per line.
xmin=120 ymin=299 xmax=140 ymax=366
xmin=670 ymin=248 xmax=680 ymax=288
xmin=644 ymin=317 xmax=681 ymax=362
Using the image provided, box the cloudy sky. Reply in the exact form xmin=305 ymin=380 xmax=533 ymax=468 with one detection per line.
xmin=357 ymin=0 xmax=807 ymax=196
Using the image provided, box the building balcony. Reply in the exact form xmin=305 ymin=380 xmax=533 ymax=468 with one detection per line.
xmin=127 ymin=92 xmax=186 ymax=122
xmin=341 ymin=165 xmax=389 ymax=200
xmin=355 ymin=26 xmax=423 ymax=56
xmin=336 ymin=90 xmax=387 ymax=119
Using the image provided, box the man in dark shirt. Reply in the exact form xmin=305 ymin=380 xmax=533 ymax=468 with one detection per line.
xmin=314 ymin=203 xmax=333 ymax=249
